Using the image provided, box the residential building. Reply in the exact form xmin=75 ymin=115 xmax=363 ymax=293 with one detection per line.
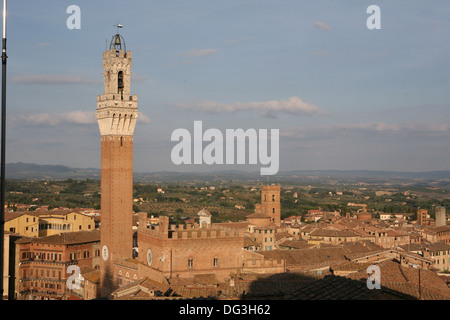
xmin=16 ymin=230 xmax=100 ymax=300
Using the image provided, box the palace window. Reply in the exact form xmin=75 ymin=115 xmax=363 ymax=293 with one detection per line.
xmin=188 ymin=258 xmax=194 ymax=269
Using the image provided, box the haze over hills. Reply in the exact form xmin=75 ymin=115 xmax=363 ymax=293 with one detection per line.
xmin=5 ymin=162 xmax=450 ymax=185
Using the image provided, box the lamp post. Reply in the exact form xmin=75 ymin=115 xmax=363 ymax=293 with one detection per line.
xmin=0 ymin=0 xmax=7 ymax=301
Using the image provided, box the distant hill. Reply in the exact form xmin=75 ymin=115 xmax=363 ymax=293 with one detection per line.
xmin=5 ymin=162 xmax=450 ymax=183
xmin=5 ymin=162 xmax=101 ymax=180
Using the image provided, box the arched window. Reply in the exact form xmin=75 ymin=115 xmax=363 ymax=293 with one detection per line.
xmin=118 ymin=71 xmax=124 ymax=98
xmin=272 ymin=194 xmax=275 ymax=201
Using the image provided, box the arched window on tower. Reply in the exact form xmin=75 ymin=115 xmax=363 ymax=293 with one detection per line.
xmin=272 ymin=194 xmax=275 ymax=201
xmin=118 ymin=71 xmax=124 ymax=99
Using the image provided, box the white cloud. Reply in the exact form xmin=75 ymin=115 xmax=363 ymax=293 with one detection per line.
xmin=11 ymin=110 xmax=96 ymax=127
xmin=11 ymin=110 xmax=151 ymax=127
xmin=175 ymin=96 xmax=322 ymax=117
xmin=35 ymin=42 xmax=51 ymax=48
xmin=12 ymin=75 xmax=101 ymax=85
xmin=313 ymin=21 xmax=331 ymax=31
xmin=281 ymin=122 xmax=450 ymax=139
xmin=138 ymin=113 xmax=151 ymax=123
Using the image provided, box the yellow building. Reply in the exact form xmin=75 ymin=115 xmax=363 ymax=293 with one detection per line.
xmin=4 ymin=210 xmax=95 ymax=238
xmin=5 ymin=212 xmax=39 ymax=237
xmin=38 ymin=211 xmax=95 ymax=236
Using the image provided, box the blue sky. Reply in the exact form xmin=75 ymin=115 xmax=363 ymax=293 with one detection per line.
xmin=4 ymin=1 xmax=450 ymax=173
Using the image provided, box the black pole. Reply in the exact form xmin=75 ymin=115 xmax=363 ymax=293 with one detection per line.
xmin=0 ymin=0 xmax=7 ymax=301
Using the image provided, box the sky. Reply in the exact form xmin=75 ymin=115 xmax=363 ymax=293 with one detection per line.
xmin=3 ymin=0 xmax=450 ymax=174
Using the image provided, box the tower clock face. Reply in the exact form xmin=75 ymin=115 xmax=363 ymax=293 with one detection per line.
xmin=102 ymin=245 xmax=109 ymax=261
xmin=147 ymin=249 xmax=153 ymax=266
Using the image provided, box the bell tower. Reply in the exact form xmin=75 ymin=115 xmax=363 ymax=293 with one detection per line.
xmin=260 ymin=184 xmax=281 ymax=226
xmin=97 ymin=30 xmax=139 ymax=298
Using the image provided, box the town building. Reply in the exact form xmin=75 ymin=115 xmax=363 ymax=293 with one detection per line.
xmin=435 ymin=206 xmax=447 ymax=228
xmin=16 ymin=230 xmax=100 ymax=300
xmin=422 ymin=225 xmax=450 ymax=244
xmin=5 ymin=209 xmax=95 ymax=238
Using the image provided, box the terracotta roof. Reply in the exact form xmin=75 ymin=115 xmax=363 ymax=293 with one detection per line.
xmin=5 ymin=211 xmax=31 ymax=222
xmin=112 ymin=277 xmax=172 ymax=300
xmin=246 ymin=213 xmax=273 ymax=219
xmin=283 ymin=275 xmax=408 ymax=300
xmin=193 ymin=274 xmax=219 ymax=286
xmin=299 ymin=225 xmax=319 ymax=233
xmin=399 ymin=242 xmax=450 ymax=253
xmin=243 ymin=235 xmax=259 ymax=248
xmin=386 ymin=230 xmax=409 ymax=237
xmin=15 ymin=230 xmax=100 ymax=245
xmin=278 ymin=240 xmax=314 ymax=250
xmin=332 ymin=261 xmax=374 ymax=272
xmin=346 ymin=260 xmax=450 ymax=300
xmin=340 ymin=241 xmax=384 ymax=253
xmin=259 ymin=248 xmax=348 ymax=269
xmin=424 ymin=225 xmax=450 ymax=234
xmin=5 ymin=209 xmax=91 ymax=222
xmin=309 ymin=229 xmax=359 ymax=238
xmin=276 ymin=231 xmax=294 ymax=241
xmin=82 ymin=270 xmax=100 ymax=283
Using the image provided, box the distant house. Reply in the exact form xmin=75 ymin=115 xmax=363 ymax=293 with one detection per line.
xmin=423 ymin=225 xmax=450 ymax=244
xmin=379 ymin=213 xmax=414 ymax=221
xmin=307 ymin=229 xmax=360 ymax=245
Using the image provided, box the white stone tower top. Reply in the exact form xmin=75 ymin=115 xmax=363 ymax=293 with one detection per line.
xmin=96 ymin=30 xmax=139 ymax=136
